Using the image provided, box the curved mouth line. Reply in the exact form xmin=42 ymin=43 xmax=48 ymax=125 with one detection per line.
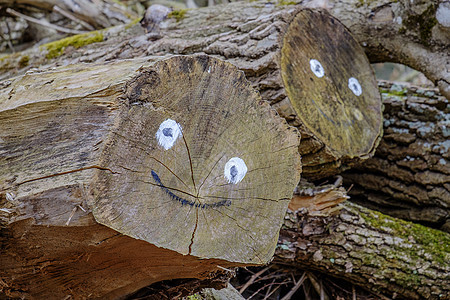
xmin=151 ymin=170 xmax=231 ymax=209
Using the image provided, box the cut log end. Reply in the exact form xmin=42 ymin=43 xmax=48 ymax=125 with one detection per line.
xmin=89 ymin=55 xmax=301 ymax=264
xmin=0 ymin=55 xmax=301 ymax=298
xmin=281 ymin=9 xmax=383 ymax=179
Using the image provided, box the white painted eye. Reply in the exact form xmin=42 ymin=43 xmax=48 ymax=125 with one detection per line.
xmin=348 ymin=77 xmax=362 ymax=96
xmin=224 ymin=157 xmax=247 ymax=184
xmin=310 ymin=59 xmax=325 ymax=78
xmin=156 ymin=119 xmax=182 ymax=150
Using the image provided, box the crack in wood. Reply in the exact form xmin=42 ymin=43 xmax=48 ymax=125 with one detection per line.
xmin=188 ymin=207 xmax=198 ymax=255
xmin=8 ymin=165 xmax=119 ymax=189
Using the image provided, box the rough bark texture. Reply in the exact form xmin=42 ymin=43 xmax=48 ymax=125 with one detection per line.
xmin=0 ymin=55 xmax=301 ymax=298
xmin=0 ymin=1 xmax=384 ymax=180
xmin=275 ymin=201 xmax=450 ymax=300
xmin=344 ymin=81 xmax=450 ymax=232
xmin=2 ymin=0 xmax=447 ymax=97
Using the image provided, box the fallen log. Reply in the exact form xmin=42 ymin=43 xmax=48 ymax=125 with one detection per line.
xmin=344 ymin=81 xmax=450 ymax=232
xmin=275 ymin=186 xmax=450 ymax=300
xmin=0 ymin=3 xmax=384 ymax=180
xmin=0 ymin=55 xmax=301 ymax=298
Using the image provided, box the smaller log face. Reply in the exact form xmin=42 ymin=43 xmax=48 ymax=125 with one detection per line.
xmin=281 ymin=9 xmax=382 ymax=165
xmin=90 ymin=56 xmax=301 ymax=264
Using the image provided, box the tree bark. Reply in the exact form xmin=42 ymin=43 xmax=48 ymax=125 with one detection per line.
xmin=344 ymin=81 xmax=450 ymax=232
xmin=0 ymin=55 xmax=301 ymax=298
xmin=275 ymin=200 xmax=450 ymax=300
xmin=0 ymin=2 xmax=384 ymax=180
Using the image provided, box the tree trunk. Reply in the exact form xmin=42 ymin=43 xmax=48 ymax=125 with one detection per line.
xmin=276 ymin=200 xmax=450 ymax=300
xmin=344 ymin=81 xmax=450 ymax=232
xmin=0 ymin=55 xmax=301 ymax=298
xmin=0 ymin=2 xmax=384 ymax=180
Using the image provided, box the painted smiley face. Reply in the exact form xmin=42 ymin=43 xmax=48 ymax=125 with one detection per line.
xmin=309 ymin=59 xmax=363 ymax=97
xmin=152 ymin=118 xmax=248 ymax=208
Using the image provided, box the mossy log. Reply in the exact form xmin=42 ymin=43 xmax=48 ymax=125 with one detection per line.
xmin=344 ymin=81 xmax=450 ymax=232
xmin=276 ymin=199 xmax=450 ymax=299
xmin=0 ymin=2 xmax=383 ymax=180
xmin=0 ymin=55 xmax=301 ymax=298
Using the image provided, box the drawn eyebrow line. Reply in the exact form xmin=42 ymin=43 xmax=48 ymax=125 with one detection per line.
xmin=151 ymin=170 xmax=231 ymax=209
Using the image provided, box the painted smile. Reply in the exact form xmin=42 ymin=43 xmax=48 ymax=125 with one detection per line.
xmin=151 ymin=170 xmax=231 ymax=209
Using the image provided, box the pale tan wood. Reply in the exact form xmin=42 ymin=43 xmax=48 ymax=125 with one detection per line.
xmin=90 ymin=55 xmax=301 ymax=264
xmin=0 ymin=55 xmax=301 ymax=298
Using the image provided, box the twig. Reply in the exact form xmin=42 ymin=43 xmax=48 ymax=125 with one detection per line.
xmin=263 ymin=279 xmax=277 ymax=299
xmin=65 ymin=206 xmax=77 ymax=226
xmin=216 ymin=265 xmax=233 ymax=272
xmin=320 ymin=279 xmax=325 ymax=300
xmin=248 ymin=280 xmax=283 ymax=300
xmin=53 ymin=6 xmax=95 ymax=31
xmin=307 ymin=272 xmax=329 ymax=300
xmin=263 ymin=282 xmax=285 ymax=300
xmin=303 ymin=284 xmax=312 ymax=300
xmin=239 ymin=266 xmax=270 ymax=294
xmin=347 ymin=183 xmax=354 ymax=193
xmin=280 ymin=272 xmax=306 ymax=300
xmin=6 ymin=8 xmax=87 ymax=35
xmin=333 ymin=175 xmax=343 ymax=188
xmin=2 ymin=20 xmax=15 ymax=52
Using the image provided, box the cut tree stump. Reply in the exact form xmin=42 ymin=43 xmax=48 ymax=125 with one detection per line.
xmin=0 ymin=2 xmax=383 ymax=180
xmin=0 ymin=55 xmax=301 ymax=299
xmin=344 ymin=81 xmax=450 ymax=232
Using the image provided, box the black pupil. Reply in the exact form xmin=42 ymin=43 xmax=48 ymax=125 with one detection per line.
xmin=353 ymin=84 xmax=358 ymax=91
xmin=315 ymin=65 xmax=321 ymax=73
xmin=230 ymin=166 xmax=238 ymax=179
xmin=162 ymin=128 xmax=173 ymax=137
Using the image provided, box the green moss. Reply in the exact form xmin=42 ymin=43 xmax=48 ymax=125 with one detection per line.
xmin=125 ymin=17 xmax=141 ymax=30
xmin=402 ymin=4 xmax=437 ymax=46
xmin=359 ymin=208 xmax=450 ymax=265
xmin=339 ymin=206 xmax=450 ymax=292
xmin=110 ymin=0 xmax=126 ymax=6
xmin=186 ymin=294 xmax=202 ymax=300
xmin=168 ymin=9 xmax=187 ymax=22
xmin=0 ymin=54 xmax=13 ymax=70
xmin=18 ymin=55 xmax=29 ymax=67
xmin=41 ymin=31 xmax=104 ymax=60
xmin=277 ymin=0 xmax=297 ymax=5
xmin=0 ymin=53 xmax=27 ymax=71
